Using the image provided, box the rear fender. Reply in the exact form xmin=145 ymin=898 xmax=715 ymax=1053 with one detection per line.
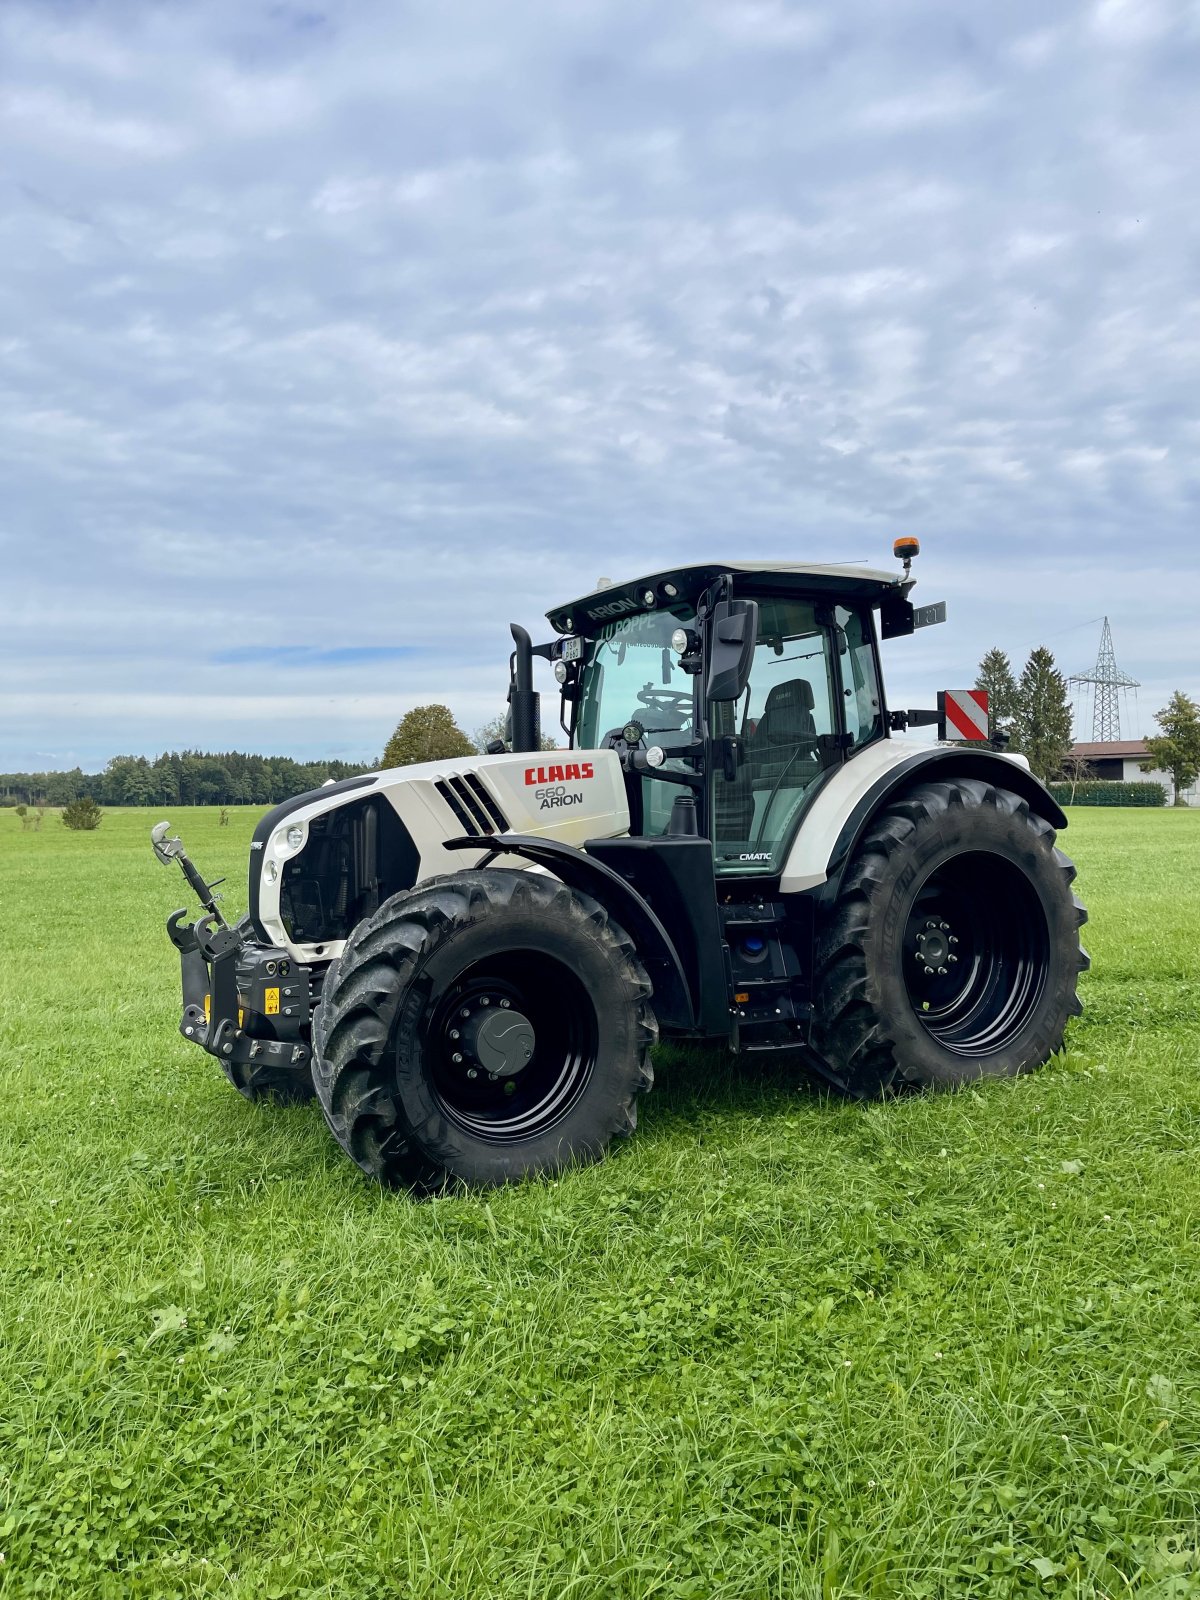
xmin=443 ymin=834 xmax=697 ymax=1031
xmin=782 ymin=744 xmax=1068 ymax=900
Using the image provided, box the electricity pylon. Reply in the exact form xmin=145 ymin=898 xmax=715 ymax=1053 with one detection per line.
xmin=1069 ymin=617 xmax=1139 ymax=743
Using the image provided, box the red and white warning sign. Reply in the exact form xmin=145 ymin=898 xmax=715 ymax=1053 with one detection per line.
xmin=939 ymin=689 xmax=990 ymax=742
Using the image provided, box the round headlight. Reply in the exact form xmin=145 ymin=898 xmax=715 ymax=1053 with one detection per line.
xmin=670 ymin=627 xmax=690 ymax=654
xmin=662 ymin=581 xmax=679 ymax=598
xmin=553 ymin=660 xmax=568 ymax=684
xmin=645 ymin=745 xmax=666 ymax=768
xmin=641 ymin=588 xmax=656 ymax=607
xmin=286 ymin=824 xmax=304 ymax=850
xmin=265 ymin=859 xmax=278 ymax=883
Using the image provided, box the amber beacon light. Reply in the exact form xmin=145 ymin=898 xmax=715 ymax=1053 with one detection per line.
xmin=893 ymin=535 xmax=921 ymax=576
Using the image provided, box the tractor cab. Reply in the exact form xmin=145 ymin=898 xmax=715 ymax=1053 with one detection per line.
xmin=538 ymin=561 xmax=901 ymax=875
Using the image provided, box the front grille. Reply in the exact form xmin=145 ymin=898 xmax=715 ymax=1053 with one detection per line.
xmin=435 ymin=775 xmax=510 ymax=837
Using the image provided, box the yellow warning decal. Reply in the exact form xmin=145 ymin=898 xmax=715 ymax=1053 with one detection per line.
xmin=264 ymin=987 xmax=280 ymax=1016
xmin=204 ymin=993 xmax=211 ymax=1023
xmin=238 ymin=1008 xmax=245 ymax=1027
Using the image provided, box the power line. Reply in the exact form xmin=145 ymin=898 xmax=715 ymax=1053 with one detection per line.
xmin=1018 ymin=615 xmax=1106 ymax=651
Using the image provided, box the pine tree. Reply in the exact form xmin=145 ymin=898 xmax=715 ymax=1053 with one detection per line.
xmin=1143 ymin=691 xmax=1200 ymax=804
xmin=1015 ymin=647 xmax=1073 ymax=782
xmin=61 ymin=796 xmax=103 ymax=831
xmin=975 ymin=648 xmax=1020 ymax=744
xmin=382 ymin=705 xmax=475 ymax=768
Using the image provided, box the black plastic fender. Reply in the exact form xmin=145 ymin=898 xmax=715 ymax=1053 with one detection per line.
xmin=443 ymin=834 xmax=698 ymax=1031
xmin=818 ymin=747 xmax=1069 ymax=905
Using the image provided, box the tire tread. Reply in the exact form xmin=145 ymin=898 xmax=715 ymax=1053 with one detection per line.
xmin=312 ymin=871 xmax=656 ymax=1189
xmin=811 ymin=779 xmax=1087 ymax=1098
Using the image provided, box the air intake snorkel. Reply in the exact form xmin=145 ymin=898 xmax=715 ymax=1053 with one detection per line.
xmin=508 ymin=623 xmax=542 ymax=754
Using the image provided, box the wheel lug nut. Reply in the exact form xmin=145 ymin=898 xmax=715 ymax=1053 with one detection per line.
xmin=938 ymin=966 xmax=948 ymax=976
xmin=925 ymin=966 xmax=935 ymax=976
xmin=480 ymin=997 xmax=490 ymax=1006
xmin=940 ymin=923 xmax=950 ymax=932
xmin=452 ymin=1052 xmax=463 ymax=1064
xmin=948 ymin=954 xmax=958 ymax=964
xmin=449 ymin=1028 xmax=460 ymax=1040
xmin=488 ymin=1073 xmax=498 ymax=1082
xmin=467 ymin=1067 xmax=478 ymax=1079
xmin=460 ymin=1008 xmax=470 ymax=1019
xmin=949 ymin=936 xmax=959 ymax=946
xmin=499 ymin=998 xmax=510 ymax=1008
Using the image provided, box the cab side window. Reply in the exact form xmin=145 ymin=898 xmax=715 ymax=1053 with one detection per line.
xmin=837 ymin=606 xmax=884 ymax=751
xmin=711 ymin=598 xmax=840 ymax=870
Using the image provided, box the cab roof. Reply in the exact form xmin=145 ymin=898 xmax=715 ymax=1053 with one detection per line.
xmin=546 ymin=561 xmax=906 ymax=634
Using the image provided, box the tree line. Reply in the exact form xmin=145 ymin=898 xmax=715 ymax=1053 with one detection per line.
xmin=976 ymin=645 xmax=1200 ymax=800
xmin=8 ymin=679 xmax=1196 ymax=813
xmin=0 ymin=709 xmax=527 ymax=809
xmin=0 ymin=750 xmax=375 ymax=809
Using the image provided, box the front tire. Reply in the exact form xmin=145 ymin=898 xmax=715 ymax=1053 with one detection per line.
xmin=812 ymin=779 xmax=1089 ymax=1097
xmin=219 ymin=1057 xmax=314 ymax=1104
xmin=312 ymin=871 xmax=657 ymax=1191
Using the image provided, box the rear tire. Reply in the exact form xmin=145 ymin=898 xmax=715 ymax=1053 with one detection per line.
xmin=811 ymin=779 xmax=1089 ymax=1097
xmin=312 ymin=870 xmax=657 ymax=1191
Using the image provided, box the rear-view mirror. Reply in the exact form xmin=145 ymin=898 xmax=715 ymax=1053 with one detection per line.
xmin=706 ymin=599 xmax=759 ymax=702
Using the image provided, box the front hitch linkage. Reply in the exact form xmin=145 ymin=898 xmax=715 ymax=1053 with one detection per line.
xmin=152 ymin=822 xmax=309 ymax=1075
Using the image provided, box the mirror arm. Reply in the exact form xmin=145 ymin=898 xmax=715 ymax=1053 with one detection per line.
xmin=628 ymin=755 xmax=704 ymax=789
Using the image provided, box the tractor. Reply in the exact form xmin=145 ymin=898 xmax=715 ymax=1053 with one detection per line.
xmin=152 ymin=540 xmax=1088 ymax=1190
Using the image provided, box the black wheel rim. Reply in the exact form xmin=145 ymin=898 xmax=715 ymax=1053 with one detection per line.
xmin=902 ymin=851 xmax=1050 ymax=1057
xmin=425 ymin=951 xmax=599 ymax=1142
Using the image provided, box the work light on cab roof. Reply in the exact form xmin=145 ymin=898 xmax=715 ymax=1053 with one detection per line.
xmin=148 ymin=535 xmax=1089 ymax=1194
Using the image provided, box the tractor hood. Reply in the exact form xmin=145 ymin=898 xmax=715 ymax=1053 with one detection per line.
xmin=248 ymin=749 xmax=630 ymax=964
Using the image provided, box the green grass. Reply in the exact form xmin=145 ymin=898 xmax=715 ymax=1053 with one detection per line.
xmin=1 ymin=805 xmax=1199 ymax=1599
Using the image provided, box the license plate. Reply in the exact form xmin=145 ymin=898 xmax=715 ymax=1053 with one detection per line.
xmin=561 ymin=636 xmax=583 ymax=661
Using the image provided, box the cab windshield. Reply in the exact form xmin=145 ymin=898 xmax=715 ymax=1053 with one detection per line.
xmin=575 ymin=605 xmax=696 ymax=751
xmin=574 ymin=606 xmax=696 ymax=836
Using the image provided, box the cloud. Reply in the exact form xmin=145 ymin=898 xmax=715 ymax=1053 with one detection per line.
xmin=2 ymin=0 xmax=1198 ymax=770
xmin=211 ymin=645 xmax=419 ymax=667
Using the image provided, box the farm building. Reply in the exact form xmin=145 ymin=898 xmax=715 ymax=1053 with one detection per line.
xmin=1070 ymin=740 xmax=1199 ymax=806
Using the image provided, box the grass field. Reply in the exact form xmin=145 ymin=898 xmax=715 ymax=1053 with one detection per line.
xmin=1 ymin=805 xmax=1198 ymax=1599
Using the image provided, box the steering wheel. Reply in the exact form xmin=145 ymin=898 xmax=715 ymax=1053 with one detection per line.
xmin=634 ymin=686 xmax=692 ymax=725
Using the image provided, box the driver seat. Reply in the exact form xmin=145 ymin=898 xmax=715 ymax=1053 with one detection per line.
xmin=714 ymin=679 xmax=820 ymax=843
xmin=755 ymin=679 xmax=816 ymax=749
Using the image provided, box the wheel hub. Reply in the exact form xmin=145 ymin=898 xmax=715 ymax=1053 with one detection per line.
xmin=454 ymin=997 xmax=535 ymax=1079
xmin=901 ymin=851 xmax=1052 ymax=1057
xmin=913 ymin=918 xmax=959 ymax=976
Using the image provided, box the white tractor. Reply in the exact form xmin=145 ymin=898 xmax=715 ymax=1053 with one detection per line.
xmin=153 ymin=540 xmax=1088 ymax=1190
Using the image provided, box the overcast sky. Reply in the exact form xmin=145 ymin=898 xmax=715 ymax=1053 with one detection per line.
xmin=3 ymin=0 xmax=1197 ymax=771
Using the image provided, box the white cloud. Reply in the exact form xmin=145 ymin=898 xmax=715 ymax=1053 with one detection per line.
xmin=857 ymin=79 xmax=997 ymax=133
xmin=1 ymin=87 xmax=190 ymax=157
xmin=1090 ymin=0 xmax=1175 ymax=44
xmin=1 ymin=0 xmax=1198 ymax=769
xmin=708 ymin=3 xmax=828 ymax=48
